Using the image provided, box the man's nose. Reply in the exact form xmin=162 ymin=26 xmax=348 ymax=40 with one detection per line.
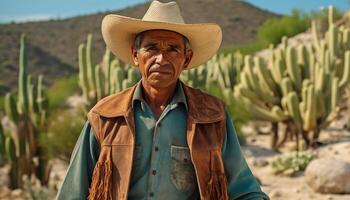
xmin=155 ymin=51 xmax=169 ymax=64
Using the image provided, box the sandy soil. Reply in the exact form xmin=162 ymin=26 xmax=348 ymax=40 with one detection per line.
xmin=242 ymin=120 xmax=350 ymax=200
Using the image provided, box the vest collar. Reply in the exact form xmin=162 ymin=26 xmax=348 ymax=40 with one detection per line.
xmin=90 ymin=81 xmax=225 ymax=123
xmin=132 ymin=80 xmax=188 ymax=112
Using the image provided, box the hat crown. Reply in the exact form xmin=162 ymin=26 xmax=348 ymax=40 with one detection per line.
xmin=142 ymin=1 xmax=185 ymax=24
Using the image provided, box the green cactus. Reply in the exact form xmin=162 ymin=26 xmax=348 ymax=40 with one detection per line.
xmin=5 ymin=137 xmax=19 ymax=188
xmin=2 ymin=34 xmax=49 ymax=189
xmin=113 ymin=65 xmax=126 ymax=92
xmin=78 ymin=43 xmax=90 ymax=105
xmin=86 ymin=34 xmax=96 ymax=95
xmin=340 ymin=51 xmax=350 ymax=89
xmin=78 ymin=34 xmax=141 ymax=111
xmin=95 ymin=64 xmax=105 ymax=100
xmin=281 ymin=78 xmax=293 ymax=96
xmin=180 ymin=52 xmax=243 ymax=100
xmin=286 ymin=46 xmax=302 ymax=92
xmin=255 ymin=56 xmax=277 ymax=93
xmin=271 ymin=151 xmax=315 ymax=176
xmin=234 ymin=6 xmax=350 ymax=149
xmin=180 ymin=7 xmax=350 ymax=150
xmin=286 ymin=92 xmax=302 ymax=130
xmin=4 ymin=93 xmax=19 ymax=123
xmin=18 ymin=34 xmax=29 ymax=115
xmin=302 ymin=85 xmax=316 ymax=131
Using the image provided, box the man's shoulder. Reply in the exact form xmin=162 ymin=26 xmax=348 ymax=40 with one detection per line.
xmin=182 ymin=83 xmax=226 ymax=122
xmin=182 ymin=83 xmax=225 ymax=106
xmin=89 ymin=86 xmax=136 ymax=118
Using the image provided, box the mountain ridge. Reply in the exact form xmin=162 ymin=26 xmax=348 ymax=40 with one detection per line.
xmin=0 ymin=0 xmax=279 ymax=95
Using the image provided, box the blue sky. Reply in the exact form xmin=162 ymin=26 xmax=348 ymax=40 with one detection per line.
xmin=0 ymin=0 xmax=349 ymax=24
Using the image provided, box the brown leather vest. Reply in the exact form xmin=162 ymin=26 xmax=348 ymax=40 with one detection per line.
xmin=87 ymin=83 xmax=228 ymax=200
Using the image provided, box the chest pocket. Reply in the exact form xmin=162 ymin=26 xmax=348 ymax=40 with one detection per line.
xmin=170 ymin=145 xmax=196 ymax=192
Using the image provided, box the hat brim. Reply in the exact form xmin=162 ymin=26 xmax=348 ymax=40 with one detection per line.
xmin=101 ymin=14 xmax=222 ymax=69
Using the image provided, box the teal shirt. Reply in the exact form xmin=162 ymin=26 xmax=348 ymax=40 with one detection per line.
xmin=57 ymin=81 xmax=269 ymax=200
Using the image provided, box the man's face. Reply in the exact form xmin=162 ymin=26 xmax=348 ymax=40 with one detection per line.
xmin=132 ymin=30 xmax=193 ymax=89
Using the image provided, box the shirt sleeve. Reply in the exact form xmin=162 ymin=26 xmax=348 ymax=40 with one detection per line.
xmin=222 ymin=109 xmax=270 ymax=200
xmin=56 ymin=121 xmax=100 ymax=200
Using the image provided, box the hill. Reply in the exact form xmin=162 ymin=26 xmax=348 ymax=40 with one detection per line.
xmin=0 ymin=0 xmax=278 ymax=95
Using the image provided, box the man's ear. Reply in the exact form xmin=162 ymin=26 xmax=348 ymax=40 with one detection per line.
xmin=131 ymin=47 xmax=139 ymax=67
xmin=183 ymin=49 xmax=193 ymax=69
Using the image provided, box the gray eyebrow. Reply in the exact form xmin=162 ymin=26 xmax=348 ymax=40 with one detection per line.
xmin=143 ymin=42 xmax=157 ymax=48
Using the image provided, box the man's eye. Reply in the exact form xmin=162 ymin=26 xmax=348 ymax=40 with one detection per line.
xmin=169 ymin=47 xmax=179 ymax=52
xmin=146 ymin=46 xmax=157 ymax=51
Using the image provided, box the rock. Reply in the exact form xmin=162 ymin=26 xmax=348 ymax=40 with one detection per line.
xmin=317 ymin=142 xmax=350 ymax=163
xmin=269 ymin=189 xmax=282 ymax=198
xmin=305 ymin=158 xmax=350 ymax=194
xmin=11 ymin=189 xmax=23 ymax=197
xmin=326 ymin=195 xmax=333 ymax=200
xmin=252 ymin=158 xmax=269 ymax=167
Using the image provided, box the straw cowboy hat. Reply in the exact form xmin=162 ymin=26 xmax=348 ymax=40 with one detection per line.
xmin=101 ymin=0 xmax=222 ymax=68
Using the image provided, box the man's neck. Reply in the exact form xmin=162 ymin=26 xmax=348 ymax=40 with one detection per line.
xmin=141 ymin=79 xmax=177 ymax=118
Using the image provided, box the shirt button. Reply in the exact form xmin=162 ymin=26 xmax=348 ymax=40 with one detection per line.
xmin=152 ymin=170 xmax=157 ymax=175
xmin=155 ymin=146 xmax=159 ymax=151
xmin=149 ymin=192 xmax=154 ymax=197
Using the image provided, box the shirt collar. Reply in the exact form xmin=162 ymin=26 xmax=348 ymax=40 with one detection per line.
xmin=132 ymin=80 xmax=188 ymax=111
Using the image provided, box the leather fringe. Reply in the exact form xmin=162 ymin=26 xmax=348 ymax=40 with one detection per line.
xmin=207 ymin=174 xmax=227 ymax=200
xmin=88 ymin=158 xmax=113 ymax=200
xmin=207 ymin=151 xmax=228 ymax=200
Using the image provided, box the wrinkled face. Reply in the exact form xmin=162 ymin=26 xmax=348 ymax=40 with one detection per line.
xmin=132 ymin=30 xmax=193 ymax=89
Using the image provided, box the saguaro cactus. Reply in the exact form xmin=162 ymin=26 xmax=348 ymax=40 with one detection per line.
xmin=234 ymin=6 xmax=350 ymax=149
xmin=2 ymin=34 xmax=49 ymax=188
xmin=78 ymin=34 xmax=141 ymax=110
xmin=180 ymin=52 xmax=243 ymax=102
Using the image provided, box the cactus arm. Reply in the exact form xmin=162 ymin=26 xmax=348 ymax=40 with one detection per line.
xmin=95 ymin=64 xmax=105 ymax=101
xmin=78 ymin=43 xmax=90 ymax=104
xmin=286 ymin=92 xmax=303 ymax=130
xmin=286 ymin=46 xmax=302 ymax=92
xmin=4 ymin=93 xmax=19 ymax=123
xmin=255 ymin=57 xmax=277 ymax=93
xmin=18 ymin=34 xmax=28 ymax=114
xmin=340 ymin=51 xmax=350 ymax=89
xmin=303 ymin=85 xmax=316 ymax=131
xmin=5 ymin=137 xmax=19 ymax=188
xmin=86 ymin=34 xmax=96 ymax=93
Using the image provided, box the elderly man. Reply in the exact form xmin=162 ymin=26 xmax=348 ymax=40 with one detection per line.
xmin=57 ymin=1 xmax=269 ymax=200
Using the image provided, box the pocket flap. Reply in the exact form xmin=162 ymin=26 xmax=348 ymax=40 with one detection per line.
xmin=171 ymin=145 xmax=191 ymax=163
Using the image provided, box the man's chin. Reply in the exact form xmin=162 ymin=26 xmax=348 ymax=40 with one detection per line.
xmin=147 ymin=79 xmax=176 ymax=89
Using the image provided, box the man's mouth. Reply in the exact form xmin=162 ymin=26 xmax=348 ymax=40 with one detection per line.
xmin=149 ymin=64 xmax=173 ymax=74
